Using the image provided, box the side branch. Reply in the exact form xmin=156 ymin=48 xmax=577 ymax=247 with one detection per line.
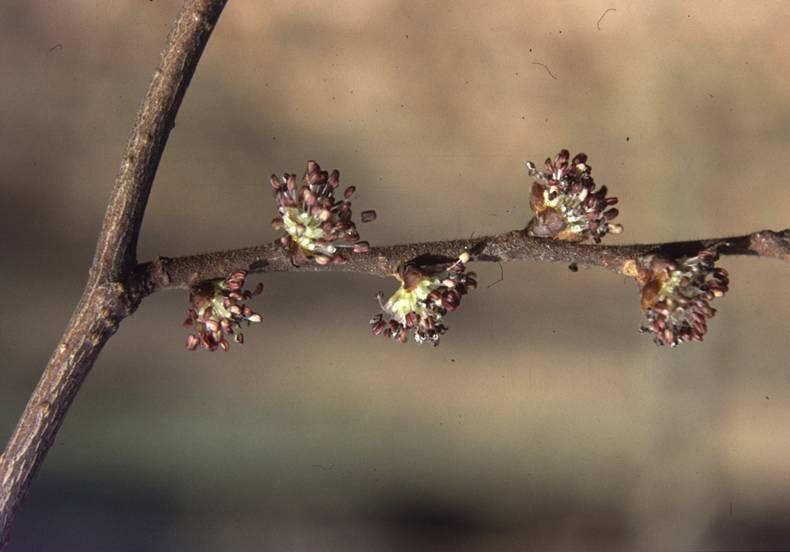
xmin=135 ymin=228 xmax=790 ymax=294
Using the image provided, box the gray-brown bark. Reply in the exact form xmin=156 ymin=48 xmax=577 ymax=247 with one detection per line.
xmin=1 ymin=0 xmax=788 ymax=549
xmin=133 ymin=228 xmax=790 ymax=295
xmin=0 ymin=0 xmax=228 ymax=547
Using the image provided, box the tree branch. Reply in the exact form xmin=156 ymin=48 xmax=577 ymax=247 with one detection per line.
xmin=1 ymin=0 xmax=787 ymax=547
xmin=133 ymin=228 xmax=790 ymax=295
xmin=0 ymin=1 xmax=228 ymax=547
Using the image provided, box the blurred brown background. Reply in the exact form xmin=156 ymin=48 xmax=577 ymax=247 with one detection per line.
xmin=2 ymin=1 xmax=790 ymax=550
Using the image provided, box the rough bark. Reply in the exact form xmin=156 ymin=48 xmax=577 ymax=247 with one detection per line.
xmin=0 ymin=0 xmax=228 ymax=547
xmin=1 ymin=0 xmax=788 ymax=549
xmin=133 ymin=228 xmax=790 ymax=294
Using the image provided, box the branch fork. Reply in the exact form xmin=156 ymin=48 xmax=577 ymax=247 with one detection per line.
xmin=1 ymin=0 xmax=788 ymax=548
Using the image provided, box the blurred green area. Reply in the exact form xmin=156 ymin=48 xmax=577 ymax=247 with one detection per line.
xmin=1 ymin=1 xmax=789 ymax=550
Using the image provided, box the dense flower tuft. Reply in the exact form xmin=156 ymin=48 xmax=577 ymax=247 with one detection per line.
xmin=270 ymin=161 xmax=374 ymax=266
xmin=636 ymin=250 xmax=729 ymax=347
xmin=183 ymin=270 xmax=263 ymax=352
xmin=370 ymin=252 xmax=477 ymax=346
xmin=526 ymin=149 xmax=622 ymax=243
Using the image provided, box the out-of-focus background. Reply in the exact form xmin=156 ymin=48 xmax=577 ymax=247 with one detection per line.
xmin=2 ymin=1 xmax=789 ymax=550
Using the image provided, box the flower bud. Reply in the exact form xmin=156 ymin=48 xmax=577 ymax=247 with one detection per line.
xmin=370 ymin=252 xmax=475 ymax=346
xmin=525 ymin=149 xmax=622 ymax=243
xmin=183 ymin=270 xmax=263 ymax=352
xmin=271 ymin=161 xmax=376 ymax=265
xmin=637 ymin=250 xmax=729 ymax=347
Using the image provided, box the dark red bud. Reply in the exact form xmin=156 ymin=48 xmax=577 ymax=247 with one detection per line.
xmin=329 ymin=169 xmax=340 ymax=188
xmin=442 ymin=289 xmax=461 ymax=311
xmin=286 ymin=175 xmax=297 ymax=193
xmin=186 ymin=334 xmax=199 ymax=350
xmin=371 ymin=320 xmax=387 ymax=335
xmin=428 ymin=289 xmax=443 ymax=304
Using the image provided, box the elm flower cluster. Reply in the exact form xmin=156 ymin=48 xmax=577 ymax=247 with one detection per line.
xmin=370 ymin=252 xmax=477 ymax=346
xmin=526 ymin=149 xmax=622 ymax=243
xmin=271 ymin=160 xmax=374 ymax=266
xmin=637 ymin=250 xmax=729 ymax=347
xmin=183 ymin=270 xmax=263 ymax=351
